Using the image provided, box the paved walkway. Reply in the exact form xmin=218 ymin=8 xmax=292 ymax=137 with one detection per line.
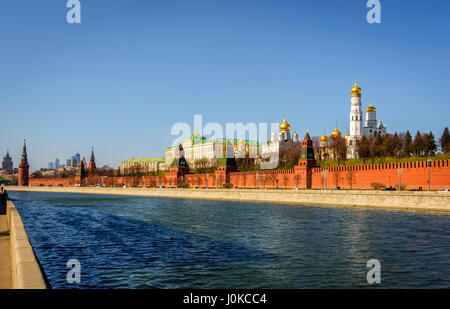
xmin=0 ymin=214 xmax=11 ymax=289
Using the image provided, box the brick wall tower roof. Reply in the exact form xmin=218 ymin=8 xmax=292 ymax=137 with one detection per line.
xmin=88 ymin=147 xmax=96 ymax=172
xmin=18 ymin=139 xmax=30 ymax=186
xmin=19 ymin=140 xmax=29 ymax=167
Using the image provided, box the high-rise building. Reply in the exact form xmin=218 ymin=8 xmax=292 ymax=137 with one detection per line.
xmin=48 ymin=162 xmax=54 ymax=170
xmin=55 ymin=158 xmax=60 ymax=169
xmin=1 ymin=150 xmax=14 ymax=173
xmin=75 ymin=153 xmax=81 ymax=165
xmin=66 ymin=159 xmax=72 ymax=167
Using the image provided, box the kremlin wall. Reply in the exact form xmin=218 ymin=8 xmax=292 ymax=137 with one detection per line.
xmin=24 ymin=132 xmax=450 ymax=192
xmin=26 ymin=160 xmax=450 ymax=191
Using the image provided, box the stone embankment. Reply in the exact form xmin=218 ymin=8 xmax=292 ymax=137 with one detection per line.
xmin=0 ymin=191 xmax=46 ymax=289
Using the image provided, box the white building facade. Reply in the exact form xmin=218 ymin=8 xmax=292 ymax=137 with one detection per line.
xmin=165 ymin=131 xmax=256 ymax=169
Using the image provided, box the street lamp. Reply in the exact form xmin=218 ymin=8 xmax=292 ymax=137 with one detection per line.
xmin=428 ymin=159 xmax=432 ymax=192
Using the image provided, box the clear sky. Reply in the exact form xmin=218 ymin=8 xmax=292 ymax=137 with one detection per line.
xmin=0 ymin=0 xmax=449 ymax=170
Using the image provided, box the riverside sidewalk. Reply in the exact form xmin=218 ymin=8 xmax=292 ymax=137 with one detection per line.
xmin=0 ymin=192 xmax=11 ymax=289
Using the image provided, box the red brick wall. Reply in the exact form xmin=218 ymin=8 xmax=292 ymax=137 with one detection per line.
xmin=229 ymin=170 xmax=299 ymax=189
xmin=311 ymin=160 xmax=450 ymax=190
xmin=28 ymin=160 xmax=450 ymax=191
xmin=29 ymin=178 xmax=75 ymax=187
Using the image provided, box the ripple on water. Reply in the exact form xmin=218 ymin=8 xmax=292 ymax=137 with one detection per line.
xmin=8 ymin=191 xmax=450 ymax=289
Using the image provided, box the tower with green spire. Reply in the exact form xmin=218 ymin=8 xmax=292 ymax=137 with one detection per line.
xmin=88 ymin=147 xmax=96 ymax=174
xmin=294 ymin=131 xmax=316 ymax=189
xmin=166 ymin=144 xmax=190 ymax=188
xmin=300 ymin=130 xmax=316 ymax=162
xmin=75 ymin=159 xmax=86 ymax=187
xmin=18 ymin=140 xmax=29 ymax=186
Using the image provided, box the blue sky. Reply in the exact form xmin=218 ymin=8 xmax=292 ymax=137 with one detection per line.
xmin=0 ymin=0 xmax=449 ymax=170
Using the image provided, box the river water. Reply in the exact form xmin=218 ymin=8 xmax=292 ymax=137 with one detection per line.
xmin=8 ymin=191 xmax=450 ymax=288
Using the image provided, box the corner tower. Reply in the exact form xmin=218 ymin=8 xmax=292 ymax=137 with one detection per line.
xmin=18 ymin=140 xmax=29 ymax=186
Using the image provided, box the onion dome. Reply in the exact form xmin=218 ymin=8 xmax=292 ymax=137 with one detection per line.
xmin=344 ymin=134 xmax=350 ymax=141
xmin=366 ymin=104 xmax=376 ymax=112
xmin=351 ymin=80 xmax=361 ymax=97
xmin=192 ymin=130 xmax=200 ymax=137
xmin=280 ymin=117 xmax=291 ymax=132
xmin=331 ymin=127 xmax=342 ymax=139
xmin=320 ymin=134 xmax=329 ymax=143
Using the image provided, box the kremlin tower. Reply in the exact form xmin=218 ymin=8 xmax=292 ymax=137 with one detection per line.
xmin=75 ymin=159 xmax=86 ymax=187
xmin=18 ymin=140 xmax=29 ymax=186
xmin=88 ymin=147 xmax=96 ymax=174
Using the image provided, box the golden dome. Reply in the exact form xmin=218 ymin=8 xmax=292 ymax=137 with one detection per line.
xmin=192 ymin=130 xmax=200 ymax=137
xmin=366 ymin=104 xmax=376 ymax=112
xmin=280 ymin=117 xmax=291 ymax=132
xmin=320 ymin=134 xmax=329 ymax=143
xmin=331 ymin=127 xmax=342 ymax=139
xmin=351 ymin=80 xmax=361 ymax=97
xmin=344 ymin=134 xmax=350 ymax=141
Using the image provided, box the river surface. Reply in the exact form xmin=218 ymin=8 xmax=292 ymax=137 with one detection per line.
xmin=7 ymin=191 xmax=450 ymax=288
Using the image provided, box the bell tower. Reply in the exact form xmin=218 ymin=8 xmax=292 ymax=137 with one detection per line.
xmin=349 ymin=79 xmax=363 ymax=137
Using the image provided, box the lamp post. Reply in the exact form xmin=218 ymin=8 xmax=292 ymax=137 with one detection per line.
xmin=398 ymin=168 xmax=402 ymax=191
xmin=428 ymin=159 xmax=431 ymax=192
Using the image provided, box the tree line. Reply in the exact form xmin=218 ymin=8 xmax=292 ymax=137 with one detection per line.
xmin=357 ymin=127 xmax=449 ymax=163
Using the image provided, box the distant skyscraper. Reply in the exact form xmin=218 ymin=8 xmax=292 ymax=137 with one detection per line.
xmin=75 ymin=153 xmax=81 ymax=165
xmin=48 ymin=162 xmax=54 ymax=170
xmin=66 ymin=159 xmax=72 ymax=167
xmin=1 ymin=150 xmax=14 ymax=173
xmin=55 ymin=158 xmax=60 ymax=169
